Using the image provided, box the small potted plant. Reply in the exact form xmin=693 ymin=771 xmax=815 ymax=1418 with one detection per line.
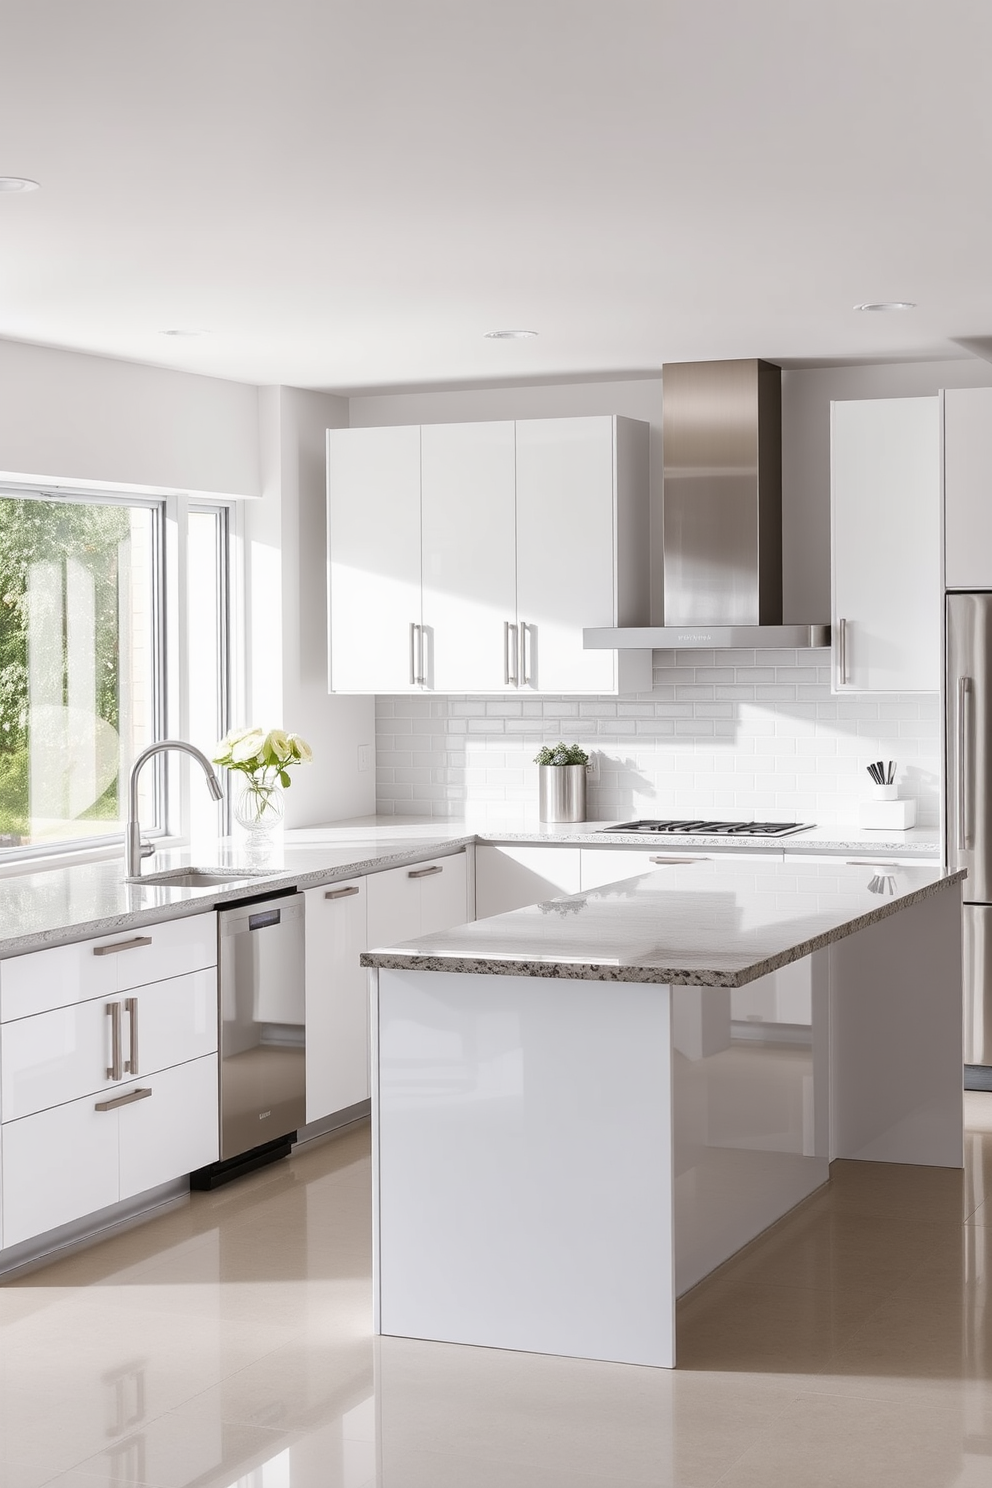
xmin=533 ymin=742 xmax=589 ymax=823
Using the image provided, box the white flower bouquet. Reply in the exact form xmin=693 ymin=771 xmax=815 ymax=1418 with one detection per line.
xmin=212 ymin=726 xmax=312 ymax=828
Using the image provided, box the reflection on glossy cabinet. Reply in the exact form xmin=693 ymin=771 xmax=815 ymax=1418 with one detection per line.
xmin=366 ymin=853 xmax=469 ymax=948
xmin=830 ymin=396 xmax=940 ymax=693
xmin=304 ymin=879 xmax=370 ymax=1123
xmin=944 ymin=386 xmax=992 ymax=589
xmin=475 ymin=845 xmax=582 ymax=917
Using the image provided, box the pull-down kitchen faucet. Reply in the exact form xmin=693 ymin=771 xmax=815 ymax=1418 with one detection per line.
xmin=125 ymin=739 xmax=224 ymax=880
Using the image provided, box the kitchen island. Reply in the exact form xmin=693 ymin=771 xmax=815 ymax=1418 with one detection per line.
xmin=363 ymin=857 xmax=965 ymax=1369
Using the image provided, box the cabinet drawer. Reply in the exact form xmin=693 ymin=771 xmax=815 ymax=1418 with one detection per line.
xmin=2 ymin=1091 xmax=120 ymax=1248
xmin=1 ymin=913 xmax=217 ymax=1022
xmin=119 ymin=1054 xmax=219 ymax=1200
xmin=1 ymin=968 xmax=217 ymax=1123
xmin=579 ymin=847 xmax=782 ymax=890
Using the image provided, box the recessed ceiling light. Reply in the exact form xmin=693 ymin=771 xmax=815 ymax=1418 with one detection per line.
xmin=484 ymin=329 xmax=538 ymax=339
xmin=159 ymin=329 xmax=209 ymax=337
xmin=0 ymin=177 xmax=39 ymax=193
xmin=854 ymin=301 xmax=916 ymax=312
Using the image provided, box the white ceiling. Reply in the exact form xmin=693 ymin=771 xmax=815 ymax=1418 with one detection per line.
xmin=1 ymin=0 xmax=991 ymax=392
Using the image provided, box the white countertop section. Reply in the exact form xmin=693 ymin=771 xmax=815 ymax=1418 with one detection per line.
xmin=0 ymin=811 xmax=942 ymax=960
xmin=362 ymin=857 xmax=964 ymax=988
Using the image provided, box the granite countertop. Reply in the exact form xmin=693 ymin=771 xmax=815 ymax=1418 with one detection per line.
xmin=362 ymin=857 xmax=965 ymax=988
xmin=0 ymin=812 xmax=943 ymax=960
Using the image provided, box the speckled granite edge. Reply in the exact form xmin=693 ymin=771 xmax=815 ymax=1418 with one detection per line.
xmin=361 ymin=870 xmax=966 ymax=988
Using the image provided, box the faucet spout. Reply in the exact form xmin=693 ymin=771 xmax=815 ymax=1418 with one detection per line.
xmin=126 ymin=739 xmax=224 ymax=880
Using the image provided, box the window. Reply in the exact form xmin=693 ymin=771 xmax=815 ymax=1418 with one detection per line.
xmin=0 ymin=488 xmax=232 ymax=859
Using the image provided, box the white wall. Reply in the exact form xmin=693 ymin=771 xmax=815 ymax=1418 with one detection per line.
xmin=0 ymin=336 xmax=261 ymax=497
xmin=251 ymin=387 xmax=376 ymax=826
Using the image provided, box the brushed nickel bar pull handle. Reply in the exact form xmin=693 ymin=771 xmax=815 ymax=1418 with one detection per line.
xmin=125 ymin=995 xmax=139 ymax=1075
xmin=519 ymin=621 xmax=532 ymax=687
xmin=418 ymin=624 xmax=428 ymax=687
xmin=648 ymin=855 xmax=709 ymax=864
xmin=837 ymin=617 xmax=850 ymax=686
xmin=846 ymin=860 xmax=902 ymax=868
xmin=409 ymin=622 xmax=418 ymax=686
xmin=325 ymin=885 xmax=360 ymax=900
xmin=94 ymin=936 xmax=152 ymax=957
xmin=408 ymin=864 xmax=443 ymax=878
xmin=106 ymin=1002 xmax=123 ymax=1082
xmin=959 ymin=676 xmax=972 ymax=852
xmin=95 ymin=1087 xmax=152 ymax=1113
xmin=504 ymin=621 xmax=519 ymax=686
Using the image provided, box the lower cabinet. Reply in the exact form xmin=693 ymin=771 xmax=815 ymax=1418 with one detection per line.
xmin=1 ymin=1054 xmax=218 ymax=1248
xmin=304 ymin=879 xmax=370 ymax=1123
xmin=475 ymin=845 xmax=581 ymax=917
xmin=366 ymin=852 xmax=469 ymax=946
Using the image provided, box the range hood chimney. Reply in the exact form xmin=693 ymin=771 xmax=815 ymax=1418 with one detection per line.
xmin=585 ymin=358 xmax=829 ymax=652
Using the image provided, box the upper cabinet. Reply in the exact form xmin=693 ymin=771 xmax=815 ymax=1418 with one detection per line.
xmin=831 ymin=396 xmax=941 ymax=693
xmin=327 ymin=415 xmax=651 ymax=695
xmin=945 ymin=387 xmax=992 ymax=589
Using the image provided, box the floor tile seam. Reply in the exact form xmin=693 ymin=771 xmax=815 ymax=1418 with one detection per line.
xmin=784 ymin=1376 xmax=985 ymax=1411
xmin=161 ymin=1337 xmax=303 ymax=1418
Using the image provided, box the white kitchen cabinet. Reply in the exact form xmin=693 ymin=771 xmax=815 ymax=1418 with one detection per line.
xmin=578 ymin=847 xmax=781 ymax=890
xmin=421 ymin=421 xmax=517 ymax=692
xmin=366 ymin=852 xmax=469 ymax=949
xmin=475 ymin=845 xmax=582 ymax=918
xmin=830 ymin=397 xmax=940 ymax=693
xmin=944 ymin=386 xmax=992 ymax=588
xmin=1 ymin=966 xmax=217 ymax=1123
xmin=0 ymin=912 xmax=217 ymax=1022
xmin=327 ymin=424 xmax=423 ymax=693
xmin=304 ymin=878 xmax=370 ymax=1123
xmin=514 ymin=417 xmax=650 ymax=694
xmin=327 ymin=415 xmax=651 ymax=695
xmin=118 ymin=1054 xmax=218 ymax=1200
xmin=2 ymin=1090 xmax=120 ymax=1246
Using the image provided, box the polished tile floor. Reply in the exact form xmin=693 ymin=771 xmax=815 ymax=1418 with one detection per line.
xmin=3 ymin=1097 xmax=992 ymax=1487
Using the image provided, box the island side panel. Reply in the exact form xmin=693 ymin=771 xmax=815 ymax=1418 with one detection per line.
xmin=673 ymin=956 xmax=831 ymax=1296
xmin=829 ymin=880 xmax=964 ymax=1168
xmin=374 ymin=967 xmax=676 ymax=1369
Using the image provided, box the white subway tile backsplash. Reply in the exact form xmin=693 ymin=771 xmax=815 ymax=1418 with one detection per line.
xmin=374 ymin=650 xmax=941 ymax=826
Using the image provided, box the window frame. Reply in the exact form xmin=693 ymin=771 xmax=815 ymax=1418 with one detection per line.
xmin=0 ymin=480 xmax=239 ymax=868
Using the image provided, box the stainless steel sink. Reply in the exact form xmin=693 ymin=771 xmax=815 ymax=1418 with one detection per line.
xmin=132 ymin=867 xmax=284 ymax=888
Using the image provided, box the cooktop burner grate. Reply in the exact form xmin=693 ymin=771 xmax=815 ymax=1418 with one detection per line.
xmin=601 ymin=819 xmax=814 ymax=837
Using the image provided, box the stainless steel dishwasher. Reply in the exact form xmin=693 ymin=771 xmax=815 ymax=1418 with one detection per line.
xmin=192 ymin=891 xmax=306 ymax=1188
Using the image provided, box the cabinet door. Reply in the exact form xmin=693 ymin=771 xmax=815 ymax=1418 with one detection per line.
xmin=129 ymin=969 xmax=218 ymax=1075
xmin=118 ymin=1055 xmax=219 ymax=1200
xmin=417 ymin=853 xmax=469 ymax=935
xmin=831 ymin=397 xmax=940 ymax=693
xmin=2 ymin=1093 xmax=119 ymax=1247
xmin=475 ymin=845 xmax=582 ymax=917
xmin=945 ymin=387 xmax=992 ymax=589
xmin=366 ymin=853 xmax=469 ymax=948
xmin=421 ymin=422 xmax=517 ymax=692
xmin=304 ymin=880 xmax=370 ymax=1122
xmin=327 ymin=425 xmax=423 ymax=693
xmin=515 ymin=417 xmax=619 ymax=694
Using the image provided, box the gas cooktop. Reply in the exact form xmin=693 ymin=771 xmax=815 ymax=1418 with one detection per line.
xmin=601 ymin=819 xmax=814 ymax=838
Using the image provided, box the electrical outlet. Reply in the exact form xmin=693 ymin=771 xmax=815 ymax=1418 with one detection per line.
xmin=585 ymin=752 xmax=600 ymax=783
xmin=358 ymin=744 xmax=374 ymax=773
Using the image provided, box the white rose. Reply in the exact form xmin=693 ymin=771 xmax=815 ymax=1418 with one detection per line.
xmin=230 ymin=728 xmax=265 ymax=765
xmin=264 ymin=728 xmax=292 ymax=764
xmin=288 ymin=733 xmax=313 ymax=763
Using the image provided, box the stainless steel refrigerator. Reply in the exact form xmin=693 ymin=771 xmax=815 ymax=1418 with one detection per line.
xmin=946 ymin=593 xmax=992 ymax=1090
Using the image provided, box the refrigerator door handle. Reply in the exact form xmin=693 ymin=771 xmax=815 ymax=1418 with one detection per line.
xmin=959 ymin=675 xmax=972 ymax=852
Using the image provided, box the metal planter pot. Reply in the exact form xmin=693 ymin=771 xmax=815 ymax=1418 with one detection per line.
xmin=538 ymin=764 xmax=587 ymax=824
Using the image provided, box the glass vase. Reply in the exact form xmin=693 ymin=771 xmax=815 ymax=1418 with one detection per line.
xmin=234 ymin=773 xmax=285 ymax=858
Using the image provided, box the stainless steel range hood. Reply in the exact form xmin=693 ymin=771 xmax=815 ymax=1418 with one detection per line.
xmin=585 ymin=359 xmax=830 ymax=651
